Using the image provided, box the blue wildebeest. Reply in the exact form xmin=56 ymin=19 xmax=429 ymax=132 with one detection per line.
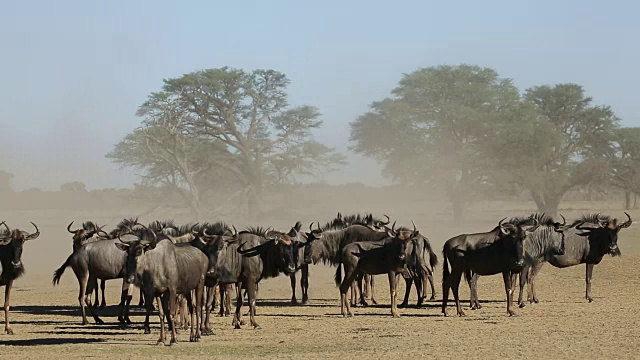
xmin=467 ymin=213 xmax=572 ymax=309
xmin=0 ymin=221 xmax=40 ymax=334
xmin=66 ymin=221 xmax=108 ymax=308
xmin=399 ymin=229 xmax=439 ymax=307
xmin=334 ymin=223 xmax=417 ymax=317
xmin=215 ymin=224 xmax=303 ymax=329
xmin=53 ymin=218 xmax=144 ymax=325
xmin=441 ymin=217 xmax=539 ymax=317
xmin=116 ymin=228 xmax=208 ymax=345
xmin=523 ymin=213 xmax=632 ymax=304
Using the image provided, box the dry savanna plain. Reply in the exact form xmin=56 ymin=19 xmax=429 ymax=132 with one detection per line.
xmin=0 ymin=197 xmax=639 ymax=359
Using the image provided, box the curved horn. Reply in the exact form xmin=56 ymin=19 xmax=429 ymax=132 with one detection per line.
xmin=498 ymin=217 xmax=507 ymax=228
xmin=392 ymin=220 xmax=396 ymax=233
xmin=232 ymin=225 xmax=238 ymax=237
xmin=596 ymin=213 xmax=608 ymax=227
xmin=190 ymin=223 xmax=200 ymax=234
xmin=411 ymin=220 xmax=417 ymax=234
xmin=525 ymin=218 xmax=539 ymax=233
xmin=309 ymin=222 xmax=314 ymax=232
xmin=559 ymin=214 xmax=567 ymax=226
xmin=381 ymin=214 xmax=391 ymax=226
xmin=67 ymin=221 xmax=78 ymax=234
xmin=620 ymin=212 xmax=633 ymax=228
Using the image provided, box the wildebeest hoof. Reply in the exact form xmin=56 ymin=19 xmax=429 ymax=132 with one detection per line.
xmin=429 ymin=296 xmax=436 ymax=301
xmin=156 ymin=341 xmax=165 ymax=346
xmin=398 ymin=302 xmax=408 ymax=309
xmin=360 ymin=301 xmax=370 ymax=307
xmin=457 ymin=311 xmax=466 ymax=317
xmin=254 ymin=326 xmax=262 ymax=330
xmin=95 ymin=319 xmax=105 ymax=325
xmin=588 ymin=298 xmax=594 ymax=303
xmin=291 ymin=298 xmax=298 ymax=305
xmin=519 ymin=303 xmax=526 ymax=309
xmin=201 ymin=329 xmax=213 ymax=336
xmin=234 ymin=324 xmax=241 ymax=330
xmin=5 ymin=328 xmax=14 ymax=335
xmin=144 ymin=329 xmax=151 ymax=335
xmin=170 ymin=341 xmax=177 ymax=346
xmin=371 ymin=300 xmax=378 ymax=305
xmin=508 ymin=311 xmax=517 ymax=316
xmin=392 ymin=313 xmax=401 ymax=318
xmin=240 ymin=320 xmax=246 ymax=326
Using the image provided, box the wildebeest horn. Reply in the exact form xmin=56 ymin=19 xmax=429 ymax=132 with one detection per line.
xmin=411 ymin=220 xmax=417 ymax=234
xmin=381 ymin=214 xmax=391 ymax=226
xmin=309 ymin=222 xmax=314 ymax=232
xmin=0 ymin=222 xmax=11 ymax=244
xmin=525 ymin=218 xmax=539 ymax=233
xmin=190 ymin=223 xmax=200 ymax=235
xmin=202 ymin=227 xmax=213 ymax=238
xmin=232 ymin=225 xmax=238 ymax=237
xmin=596 ymin=213 xmax=608 ymax=227
xmin=22 ymin=222 xmax=41 ymax=241
xmin=619 ymin=212 xmax=633 ymax=228
xmin=386 ymin=220 xmax=397 ymax=238
xmin=67 ymin=221 xmax=79 ymax=234
xmin=559 ymin=214 xmax=567 ymax=226
xmin=392 ymin=220 xmax=396 ymax=233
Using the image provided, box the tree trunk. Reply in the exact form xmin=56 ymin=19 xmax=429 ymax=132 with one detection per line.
xmin=530 ymin=190 xmax=561 ymax=218
xmin=448 ymin=190 xmax=466 ymax=225
xmin=625 ymin=191 xmax=633 ymax=210
xmin=634 ymin=193 xmax=638 ymax=209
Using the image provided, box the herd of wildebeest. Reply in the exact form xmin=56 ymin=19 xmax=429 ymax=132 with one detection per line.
xmin=0 ymin=211 xmax=633 ymax=345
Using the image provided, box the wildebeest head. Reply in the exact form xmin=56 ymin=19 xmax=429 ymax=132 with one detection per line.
xmin=575 ymin=213 xmax=633 ymax=256
xmin=0 ymin=221 xmax=40 ymax=269
xmin=303 ymin=222 xmax=324 ymax=264
xmin=237 ymin=224 xmax=303 ymax=275
xmin=193 ymin=225 xmax=238 ymax=276
xmin=115 ymin=228 xmax=160 ymax=284
xmin=67 ymin=221 xmax=106 ymax=249
xmin=497 ymin=217 xmax=539 ymax=268
xmin=550 ymin=214 xmax=571 ymax=256
xmin=385 ymin=221 xmax=420 ymax=263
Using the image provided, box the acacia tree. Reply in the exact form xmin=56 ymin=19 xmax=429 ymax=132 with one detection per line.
xmin=611 ymin=127 xmax=640 ymax=209
xmin=505 ymin=84 xmax=619 ymax=216
xmin=109 ymin=67 xmax=344 ymax=218
xmin=350 ymin=64 xmax=523 ymax=223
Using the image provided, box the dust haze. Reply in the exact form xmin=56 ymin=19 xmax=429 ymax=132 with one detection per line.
xmin=1 ymin=1 xmax=639 ymax=359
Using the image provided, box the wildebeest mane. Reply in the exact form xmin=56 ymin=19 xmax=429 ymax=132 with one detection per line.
xmin=241 ymin=226 xmax=271 ymax=238
xmin=507 ymin=213 xmax=556 ymax=227
xmin=572 ymin=213 xmax=611 ymax=227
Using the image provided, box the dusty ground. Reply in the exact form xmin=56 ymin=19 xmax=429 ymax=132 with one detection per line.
xmin=0 ymin=206 xmax=639 ymax=359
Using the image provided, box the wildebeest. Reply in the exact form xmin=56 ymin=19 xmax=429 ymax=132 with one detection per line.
xmin=399 ymin=230 xmax=439 ymax=307
xmin=522 ymin=213 xmax=632 ymax=304
xmin=335 ymin=222 xmax=417 ymax=317
xmin=116 ymin=228 xmax=208 ymax=345
xmin=215 ymin=224 xmax=303 ymax=329
xmin=0 ymin=221 xmax=40 ymax=334
xmin=467 ymin=213 xmax=571 ymax=309
xmin=53 ymin=218 xmax=143 ymax=325
xmin=441 ymin=217 xmax=539 ymax=317
xmin=66 ymin=221 xmax=108 ymax=308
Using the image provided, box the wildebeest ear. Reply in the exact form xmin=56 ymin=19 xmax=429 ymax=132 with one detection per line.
xmin=115 ymin=243 xmax=130 ymax=251
xmin=294 ymin=221 xmax=302 ymax=232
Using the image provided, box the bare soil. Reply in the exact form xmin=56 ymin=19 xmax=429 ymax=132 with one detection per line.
xmin=0 ymin=205 xmax=639 ymax=359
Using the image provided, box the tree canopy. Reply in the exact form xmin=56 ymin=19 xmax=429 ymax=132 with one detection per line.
xmin=108 ymin=67 xmax=344 ymax=219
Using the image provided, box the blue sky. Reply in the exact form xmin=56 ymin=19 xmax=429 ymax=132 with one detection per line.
xmin=1 ymin=0 xmax=638 ymax=189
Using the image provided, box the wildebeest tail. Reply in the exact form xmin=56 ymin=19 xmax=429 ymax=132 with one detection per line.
xmin=423 ymin=238 xmax=439 ymax=270
xmin=334 ymin=264 xmax=342 ymax=287
xmin=441 ymin=248 xmax=450 ymax=283
xmin=52 ymin=255 xmax=71 ymax=285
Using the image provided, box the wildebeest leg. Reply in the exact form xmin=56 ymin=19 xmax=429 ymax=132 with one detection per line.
xmin=518 ymin=265 xmax=529 ymax=308
xmin=225 ymin=284 xmax=232 ymax=316
xmin=357 ymin=274 xmax=369 ymax=307
xmin=3 ymin=280 xmax=13 ymax=334
xmin=414 ymin=272 xmax=424 ymax=307
xmin=441 ymin=273 xmax=450 ymax=316
xmin=84 ymin=276 xmax=104 ymax=325
xmin=585 ymin=263 xmax=594 ymax=303
xmin=369 ymin=276 xmax=377 ymax=305
xmin=232 ymin=282 xmax=244 ymax=329
xmin=425 ymin=267 xmax=436 ymax=301
xmin=340 ymin=270 xmax=357 ymax=317
xmin=450 ymin=270 xmax=465 ymax=316
xmin=143 ymin=292 xmax=153 ymax=334
xmin=388 ymin=272 xmax=400 ymax=317
xmin=194 ymin=281 xmax=204 ymax=341
xmin=218 ymin=284 xmax=226 ymax=317
xmin=247 ymin=281 xmax=261 ymax=330
xmin=118 ymin=281 xmax=133 ymax=324
xmin=100 ymin=279 xmax=107 ymax=308
xmin=362 ymin=274 xmax=370 ymax=299
xmin=76 ymin=271 xmax=90 ymax=325
xmin=466 ymin=271 xmax=478 ymax=310
xmin=155 ymin=296 xmax=166 ymax=346
xmin=166 ymin=292 xmax=177 ymax=346
xmin=529 ymin=262 xmax=544 ymax=303
xmin=202 ymin=286 xmax=215 ymax=335
xmin=289 ymin=273 xmax=297 ymax=304
xmin=301 ymin=264 xmax=309 ymax=304
xmin=502 ymin=271 xmax=517 ymax=316
xmin=93 ymin=283 xmax=99 ymax=308
xmin=399 ymin=274 xmax=412 ymax=308
xmin=138 ymin=287 xmax=145 ymax=307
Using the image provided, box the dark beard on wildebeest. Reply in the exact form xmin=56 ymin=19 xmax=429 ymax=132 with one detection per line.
xmin=609 ymin=247 xmax=621 ymax=257
xmin=0 ymin=259 xmax=25 ymax=281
